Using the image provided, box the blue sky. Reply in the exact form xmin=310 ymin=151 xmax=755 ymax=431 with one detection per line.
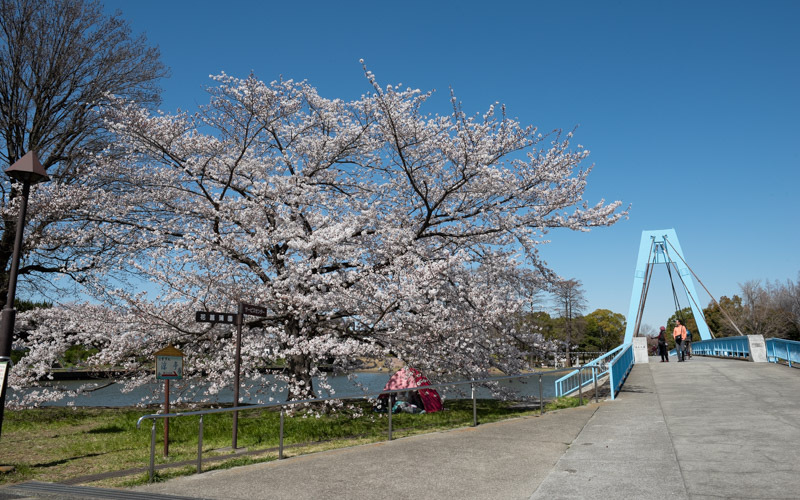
xmin=103 ymin=0 xmax=799 ymax=332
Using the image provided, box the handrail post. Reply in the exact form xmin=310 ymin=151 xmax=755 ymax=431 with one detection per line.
xmin=149 ymin=419 xmax=156 ymax=483
xmin=279 ymin=409 xmax=285 ymax=459
xmin=538 ymin=373 xmax=544 ymax=415
xmin=593 ymin=366 xmax=598 ymax=403
xmin=197 ymin=415 xmax=203 ymax=473
xmin=578 ymin=367 xmax=583 ymax=406
xmin=232 ymin=302 xmax=244 ymax=450
xmin=471 ymin=382 xmax=477 ymax=426
xmin=388 ymin=395 xmax=393 ymax=441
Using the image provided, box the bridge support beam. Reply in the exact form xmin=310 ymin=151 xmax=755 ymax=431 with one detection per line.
xmin=624 ymin=229 xmax=712 ymax=344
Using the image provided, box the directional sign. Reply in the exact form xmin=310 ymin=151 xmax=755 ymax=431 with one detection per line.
xmin=242 ymin=303 xmax=267 ymax=317
xmin=195 ymin=311 xmax=237 ymax=324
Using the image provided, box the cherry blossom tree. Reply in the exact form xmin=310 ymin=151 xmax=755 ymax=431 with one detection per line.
xmin=11 ymin=67 xmax=627 ymax=406
xmin=0 ymin=0 xmax=167 ymax=304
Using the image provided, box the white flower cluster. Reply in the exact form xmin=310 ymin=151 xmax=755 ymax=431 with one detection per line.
xmin=9 ymin=68 xmax=626 ymax=407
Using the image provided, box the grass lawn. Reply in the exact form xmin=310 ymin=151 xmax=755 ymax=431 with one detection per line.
xmin=0 ymin=397 xmax=584 ymax=488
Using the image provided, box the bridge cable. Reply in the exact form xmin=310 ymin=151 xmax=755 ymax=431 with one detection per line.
xmin=664 ymin=253 xmax=685 ymax=323
xmin=662 ymin=237 xmax=742 ymax=337
xmin=633 ymin=238 xmax=656 ymax=336
xmin=635 ymin=261 xmax=655 ymax=336
xmin=667 ymin=259 xmax=710 ymax=329
xmin=662 ymin=240 xmax=707 ymax=327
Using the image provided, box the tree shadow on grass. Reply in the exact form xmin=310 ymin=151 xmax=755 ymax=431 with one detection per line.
xmin=86 ymin=425 xmax=125 ymax=434
xmin=33 ymin=452 xmax=108 ymax=468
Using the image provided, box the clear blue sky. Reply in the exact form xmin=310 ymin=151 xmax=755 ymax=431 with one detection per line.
xmin=104 ymin=0 xmax=800 ymax=332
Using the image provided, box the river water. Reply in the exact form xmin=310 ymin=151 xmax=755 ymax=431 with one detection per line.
xmin=11 ymin=372 xmax=563 ymax=407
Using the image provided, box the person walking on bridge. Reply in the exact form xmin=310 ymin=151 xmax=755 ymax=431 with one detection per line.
xmin=673 ymin=319 xmax=687 ymax=362
xmin=684 ymin=329 xmax=693 ymax=359
xmin=657 ymin=326 xmax=669 ymax=362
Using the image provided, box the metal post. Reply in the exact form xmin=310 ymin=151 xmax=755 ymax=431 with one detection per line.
xmin=0 ymin=183 xmax=30 ymax=439
xmin=197 ymin=416 xmax=203 ymax=473
xmin=578 ymin=367 xmax=583 ymax=405
xmin=232 ymin=301 xmax=243 ymax=449
xmin=471 ymin=383 xmax=477 ymax=426
xmin=163 ymin=379 xmax=170 ymax=457
xmin=387 ymin=395 xmax=393 ymax=441
xmin=593 ymin=366 xmax=598 ymax=403
xmin=0 ymin=153 xmax=48 ymax=438
xmin=788 ymin=344 xmax=792 ymax=368
xmin=279 ymin=409 xmax=284 ymax=459
xmin=539 ymin=373 xmax=544 ymax=415
xmin=149 ymin=419 xmax=156 ymax=483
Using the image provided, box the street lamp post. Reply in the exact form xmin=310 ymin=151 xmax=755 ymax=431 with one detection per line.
xmin=0 ymin=151 xmax=49 ymax=439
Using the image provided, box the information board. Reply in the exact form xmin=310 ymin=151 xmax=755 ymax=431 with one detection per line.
xmin=156 ymin=355 xmax=183 ymax=380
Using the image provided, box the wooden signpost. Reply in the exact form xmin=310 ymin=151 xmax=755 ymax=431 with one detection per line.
xmin=194 ymin=302 xmax=268 ymax=449
xmin=155 ymin=344 xmax=184 ymax=457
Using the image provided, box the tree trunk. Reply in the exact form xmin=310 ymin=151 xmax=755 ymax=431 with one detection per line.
xmin=285 ymin=353 xmax=315 ymax=401
xmin=284 ymin=320 xmax=315 ymax=401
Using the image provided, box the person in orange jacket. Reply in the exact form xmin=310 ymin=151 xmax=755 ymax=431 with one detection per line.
xmin=673 ymin=319 xmax=687 ymax=362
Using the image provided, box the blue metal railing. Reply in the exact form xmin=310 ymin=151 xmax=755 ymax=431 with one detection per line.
xmin=765 ymin=338 xmax=800 ymax=367
xmin=690 ymin=336 xmax=800 ymax=367
xmin=690 ymin=336 xmax=750 ymax=359
xmin=607 ymin=343 xmax=634 ymax=400
xmin=554 ymin=344 xmax=625 ymax=398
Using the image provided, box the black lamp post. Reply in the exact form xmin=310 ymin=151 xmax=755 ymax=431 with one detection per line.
xmin=0 ymin=150 xmax=49 ymax=439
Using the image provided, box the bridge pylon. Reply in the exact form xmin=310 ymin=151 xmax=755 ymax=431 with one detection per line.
xmin=624 ymin=229 xmax=712 ymax=344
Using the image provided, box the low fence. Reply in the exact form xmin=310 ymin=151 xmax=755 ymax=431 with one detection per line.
xmin=537 ymin=351 xmax=608 ymax=368
xmin=766 ymin=338 xmax=800 ymax=367
xmin=690 ymin=336 xmax=749 ymax=359
xmin=554 ymin=345 xmax=623 ymax=398
xmin=607 ymin=343 xmax=634 ymax=400
xmin=136 ymin=367 xmax=600 ymax=482
xmin=689 ymin=336 xmax=800 ymax=368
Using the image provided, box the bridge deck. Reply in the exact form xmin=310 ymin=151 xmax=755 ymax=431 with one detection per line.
xmin=4 ymin=357 xmax=799 ymax=499
xmin=532 ymin=356 xmax=800 ymax=499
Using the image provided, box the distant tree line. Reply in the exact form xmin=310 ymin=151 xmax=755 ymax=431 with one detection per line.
xmin=517 ymin=273 xmax=800 ymax=363
xmin=665 ymin=275 xmax=800 ymax=346
xmin=515 ymin=279 xmax=626 ymax=367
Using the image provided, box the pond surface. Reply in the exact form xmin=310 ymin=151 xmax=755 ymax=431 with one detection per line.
xmin=11 ymin=371 xmax=565 ymax=407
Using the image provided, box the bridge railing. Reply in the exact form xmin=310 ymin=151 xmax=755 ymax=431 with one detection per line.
xmin=607 ymin=343 xmax=634 ymax=400
xmin=690 ymin=336 xmax=749 ymax=359
xmin=766 ymin=338 xmax=800 ymax=367
xmin=690 ymin=336 xmax=800 ymax=367
xmin=554 ymin=344 xmax=625 ymax=398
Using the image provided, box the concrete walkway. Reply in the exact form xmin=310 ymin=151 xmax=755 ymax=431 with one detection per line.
xmin=132 ymin=357 xmax=800 ymax=500
xmin=4 ymin=357 xmax=800 ymax=499
xmin=131 ymin=403 xmax=599 ymax=500
xmin=531 ymin=357 xmax=800 ymax=499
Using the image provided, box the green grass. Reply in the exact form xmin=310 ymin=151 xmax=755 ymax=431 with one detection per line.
xmin=0 ymin=397 xmax=588 ymax=488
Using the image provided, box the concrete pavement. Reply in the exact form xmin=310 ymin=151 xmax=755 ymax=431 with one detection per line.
xmin=132 ymin=402 xmax=599 ymax=500
xmin=531 ymin=357 xmax=800 ymax=499
xmin=4 ymin=356 xmax=800 ymax=499
xmin=133 ymin=357 xmax=800 ymax=500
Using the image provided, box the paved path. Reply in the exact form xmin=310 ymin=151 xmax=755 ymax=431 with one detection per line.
xmin=4 ymin=357 xmax=800 ymax=499
xmin=133 ymin=357 xmax=800 ymax=500
xmin=131 ymin=403 xmax=598 ymax=500
xmin=532 ymin=357 xmax=800 ymax=499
